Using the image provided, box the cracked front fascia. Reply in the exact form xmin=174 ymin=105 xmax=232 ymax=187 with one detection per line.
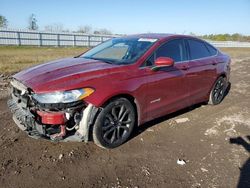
xmin=76 ymin=103 xmax=99 ymax=142
xmin=11 ymin=79 xmax=28 ymax=94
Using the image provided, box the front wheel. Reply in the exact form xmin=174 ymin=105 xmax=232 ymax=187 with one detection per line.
xmin=209 ymin=76 xmax=227 ymax=105
xmin=92 ymin=98 xmax=135 ymax=149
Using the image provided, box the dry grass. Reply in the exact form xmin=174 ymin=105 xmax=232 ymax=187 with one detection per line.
xmin=0 ymin=46 xmax=88 ymax=73
xmin=219 ymin=47 xmax=250 ymax=59
xmin=0 ymin=46 xmax=249 ymax=74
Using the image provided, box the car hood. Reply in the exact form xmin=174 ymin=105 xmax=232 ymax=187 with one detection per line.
xmin=13 ymin=57 xmax=120 ymax=93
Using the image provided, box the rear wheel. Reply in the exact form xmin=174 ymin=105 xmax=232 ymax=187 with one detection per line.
xmin=92 ymin=98 xmax=135 ymax=149
xmin=209 ymin=76 xmax=227 ymax=105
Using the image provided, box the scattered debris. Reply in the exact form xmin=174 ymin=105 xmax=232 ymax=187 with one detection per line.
xmin=146 ymin=128 xmax=154 ymax=132
xmin=68 ymin=150 xmax=74 ymax=157
xmin=2 ymin=159 xmax=13 ymax=170
xmin=116 ymin=177 xmax=121 ymax=186
xmin=177 ymin=159 xmax=186 ymax=165
xmin=14 ymin=170 xmax=21 ymax=175
xmin=201 ymin=168 xmax=208 ymax=172
xmin=168 ymin=119 xmax=176 ymax=126
xmin=191 ymin=183 xmax=201 ymax=188
xmin=205 ymin=113 xmax=250 ymax=137
xmin=175 ymin=118 xmax=190 ymax=124
xmin=58 ymin=154 xmax=64 ymax=160
xmin=12 ymin=138 xmax=18 ymax=142
xmin=141 ymin=166 xmax=150 ymax=176
xmin=204 ymin=128 xmax=219 ymax=136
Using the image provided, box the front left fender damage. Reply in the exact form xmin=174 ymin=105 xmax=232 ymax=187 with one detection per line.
xmin=7 ymin=81 xmax=100 ymax=142
xmin=75 ymin=104 xmax=99 ymax=142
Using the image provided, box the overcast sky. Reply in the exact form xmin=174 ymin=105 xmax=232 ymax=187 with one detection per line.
xmin=1 ymin=0 xmax=250 ymax=35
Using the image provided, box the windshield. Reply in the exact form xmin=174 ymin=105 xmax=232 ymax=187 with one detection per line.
xmin=80 ymin=37 xmax=158 ymax=64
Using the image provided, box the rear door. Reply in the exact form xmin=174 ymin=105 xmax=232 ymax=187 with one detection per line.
xmin=185 ymin=39 xmax=218 ymax=104
xmin=141 ymin=38 xmax=190 ymax=120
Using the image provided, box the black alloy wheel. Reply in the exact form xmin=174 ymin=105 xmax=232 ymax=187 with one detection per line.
xmin=93 ymin=98 xmax=135 ymax=149
xmin=209 ymin=76 xmax=227 ymax=105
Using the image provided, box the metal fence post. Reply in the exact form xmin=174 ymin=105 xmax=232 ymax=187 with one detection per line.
xmin=88 ymin=36 xmax=91 ymax=47
xmin=73 ymin=35 xmax=76 ymax=47
xmin=17 ymin=31 xmax=21 ymax=46
xmin=57 ymin=34 xmax=60 ymax=47
xmin=39 ymin=33 xmax=42 ymax=46
xmin=101 ymin=36 xmax=104 ymax=43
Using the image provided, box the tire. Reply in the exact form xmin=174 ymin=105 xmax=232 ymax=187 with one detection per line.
xmin=92 ymin=98 xmax=135 ymax=149
xmin=208 ymin=76 xmax=227 ymax=105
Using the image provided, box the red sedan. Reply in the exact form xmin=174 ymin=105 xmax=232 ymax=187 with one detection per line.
xmin=8 ymin=34 xmax=231 ymax=148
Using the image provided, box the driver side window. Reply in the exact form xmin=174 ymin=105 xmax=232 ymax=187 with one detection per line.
xmin=156 ymin=39 xmax=187 ymax=62
xmin=143 ymin=39 xmax=187 ymax=67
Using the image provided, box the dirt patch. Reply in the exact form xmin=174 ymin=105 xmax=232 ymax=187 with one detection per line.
xmin=1 ymin=56 xmax=250 ymax=187
xmin=0 ymin=74 xmax=11 ymax=99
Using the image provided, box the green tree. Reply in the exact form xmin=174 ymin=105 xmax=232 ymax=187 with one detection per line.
xmin=200 ymin=33 xmax=250 ymax=42
xmin=0 ymin=15 xmax=8 ymax=28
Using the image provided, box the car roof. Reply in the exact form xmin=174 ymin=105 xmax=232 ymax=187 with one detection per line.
xmin=125 ymin=33 xmax=196 ymax=40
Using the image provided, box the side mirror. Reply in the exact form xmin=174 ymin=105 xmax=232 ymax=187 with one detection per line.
xmin=152 ymin=57 xmax=174 ymax=71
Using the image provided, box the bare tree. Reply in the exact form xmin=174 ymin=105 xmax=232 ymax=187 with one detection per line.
xmin=0 ymin=15 xmax=8 ymax=28
xmin=28 ymin=14 xmax=38 ymax=30
xmin=44 ymin=23 xmax=65 ymax=32
xmin=94 ymin=28 xmax=112 ymax=35
xmin=78 ymin=25 xmax=92 ymax=34
xmin=189 ymin=32 xmax=196 ymax=36
xmin=93 ymin=30 xmax=100 ymax=34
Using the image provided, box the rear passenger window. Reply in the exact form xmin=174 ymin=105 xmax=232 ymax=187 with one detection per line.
xmin=205 ymin=43 xmax=217 ymax=56
xmin=187 ymin=39 xmax=211 ymax=60
xmin=156 ymin=39 xmax=187 ymax=62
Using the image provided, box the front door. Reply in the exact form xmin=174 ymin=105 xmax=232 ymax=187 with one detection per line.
xmin=141 ymin=39 xmax=190 ymax=121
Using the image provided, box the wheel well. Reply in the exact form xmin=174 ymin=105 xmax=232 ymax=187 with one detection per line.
xmin=212 ymin=74 xmax=227 ymax=90
xmin=220 ymin=73 xmax=226 ymax=78
xmin=102 ymin=94 xmax=139 ymax=126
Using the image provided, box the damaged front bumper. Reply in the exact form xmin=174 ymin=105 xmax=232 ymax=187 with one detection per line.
xmin=7 ymin=80 xmax=99 ymax=142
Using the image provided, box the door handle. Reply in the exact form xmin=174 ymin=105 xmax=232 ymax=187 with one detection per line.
xmin=180 ymin=66 xmax=189 ymax=70
xmin=212 ymin=61 xmax=225 ymax=65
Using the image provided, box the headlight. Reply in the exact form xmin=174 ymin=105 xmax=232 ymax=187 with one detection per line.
xmin=33 ymin=88 xmax=94 ymax=104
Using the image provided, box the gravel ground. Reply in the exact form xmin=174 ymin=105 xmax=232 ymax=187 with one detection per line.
xmin=0 ymin=57 xmax=250 ymax=188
